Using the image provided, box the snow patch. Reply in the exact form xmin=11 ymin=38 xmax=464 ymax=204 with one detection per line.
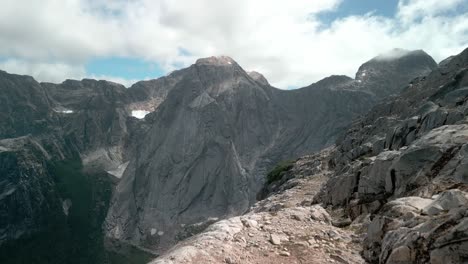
xmin=106 ymin=161 xmax=130 ymax=178
xmin=132 ymin=110 xmax=150 ymax=119
xmin=54 ymin=107 xmax=74 ymax=114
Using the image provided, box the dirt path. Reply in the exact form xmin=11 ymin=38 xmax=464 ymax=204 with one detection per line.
xmin=151 ymin=152 xmax=364 ymax=264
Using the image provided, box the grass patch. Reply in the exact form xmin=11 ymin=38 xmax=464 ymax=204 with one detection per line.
xmin=266 ymin=160 xmax=295 ymax=184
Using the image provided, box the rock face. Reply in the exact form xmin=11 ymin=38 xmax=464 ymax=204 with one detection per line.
xmin=0 ymin=72 xmax=159 ymax=263
xmin=0 ymin=136 xmax=63 ymax=242
xmin=317 ymin=47 xmax=468 ymax=263
xmin=104 ymin=52 xmax=436 ymax=251
xmin=362 ymin=189 xmax=468 ymax=264
xmin=42 ymin=79 xmax=136 ymax=177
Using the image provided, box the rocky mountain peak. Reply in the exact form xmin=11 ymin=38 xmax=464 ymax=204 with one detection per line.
xmin=356 ymin=49 xmax=435 ymax=77
xmin=354 ymin=48 xmax=437 ymax=97
xmin=195 ymin=55 xmax=237 ymax=66
xmin=188 ymin=56 xmax=267 ymax=97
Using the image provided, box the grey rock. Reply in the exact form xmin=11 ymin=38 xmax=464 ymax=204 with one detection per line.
xmin=361 ymin=190 xmax=468 ymax=264
xmin=358 ymin=150 xmax=400 ymax=198
xmin=310 ymin=205 xmax=332 ymax=223
xmin=423 ymin=189 xmax=468 ymax=215
xmin=269 ymin=234 xmax=281 ymax=245
xmin=240 ymin=218 xmax=258 ymax=228
xmin=386 ymin=246 xmax=413 ymax=263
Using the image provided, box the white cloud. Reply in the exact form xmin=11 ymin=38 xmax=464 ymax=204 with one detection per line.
xmin=0 ymin=59 xmax=140 ymax=87
xmin=0 ymin=0 xmax=467 ymax=88
xmin=0 ymin=59 xmax=85 ymax=83
xmin=373 ymin=48 xmax=414 ymax=61
xmin=397 ymin=0 xmax=466 ymax=24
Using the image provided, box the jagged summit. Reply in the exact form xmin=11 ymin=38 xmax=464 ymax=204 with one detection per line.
xmin=195 ymin=55 xmax=237 ymax=66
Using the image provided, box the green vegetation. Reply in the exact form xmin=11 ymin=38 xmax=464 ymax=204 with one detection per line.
xmin=51 ymin=158 xmax=111 ymax=264
xmin=0 ymin=158 xmax=153 ymax=264
xmin=266 ymin=160 xmax=295 ymax=184
xmin=107 ymin=245 xmax=156 ymax=264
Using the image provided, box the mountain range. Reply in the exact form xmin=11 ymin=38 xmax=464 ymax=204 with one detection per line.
xmin=2 ymin=47 xmax=465 ymax=263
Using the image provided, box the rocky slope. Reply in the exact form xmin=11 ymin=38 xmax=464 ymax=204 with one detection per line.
xmin=317 ymin=47 xmax=468 ymax=263
xmin=104 ymin=52 xmax=435 ymax=253
xmin=150 ymin=149 xmax=365 ymax=264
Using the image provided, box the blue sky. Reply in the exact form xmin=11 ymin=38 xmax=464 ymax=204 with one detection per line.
xmin=318 ymin=0 xmax=399 ymax=24
xmin=0 ymin=0 xmax=466 ymax=88
xmin=87 ymin=57 xmax=163 ymax=81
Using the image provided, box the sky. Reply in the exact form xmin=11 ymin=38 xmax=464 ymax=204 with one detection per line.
xmin=0 ymin=0 xmax=467 ymax=88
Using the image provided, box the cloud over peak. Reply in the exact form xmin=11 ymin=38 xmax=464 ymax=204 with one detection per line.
xmin=0 ymin=0 xmax=466 ymax=88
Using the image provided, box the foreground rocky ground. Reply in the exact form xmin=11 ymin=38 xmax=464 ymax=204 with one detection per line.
xmin=151 ymin=150 xmax=365 ymax=264
xmin=151 ymin=148 xmax=468 ymax=264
